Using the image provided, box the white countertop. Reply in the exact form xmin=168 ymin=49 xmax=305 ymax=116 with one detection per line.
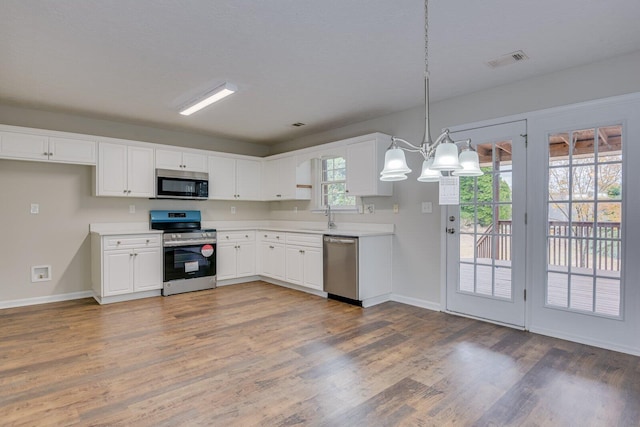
xmin=203 ymin=220 xmax=394 ymax=237
xmin=89 ymin=220 xmax=394 ymax=237
xmin=89 ymin=222 xmax=163 ymax=236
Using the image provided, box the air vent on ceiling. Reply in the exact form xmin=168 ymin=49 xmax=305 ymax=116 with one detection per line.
xmin=291 ymin=122 xmax=306 ymax=127
xmin=486 ymin=50 xmax=529 ymax=69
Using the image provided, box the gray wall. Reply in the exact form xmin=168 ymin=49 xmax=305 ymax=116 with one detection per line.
xmin=0 ymin=103 xmax=270 ymax=157
xmin=269 ymin=50 xmax=640 ymax=305
xmin=0 ymin=159 xmax=270 ymax=302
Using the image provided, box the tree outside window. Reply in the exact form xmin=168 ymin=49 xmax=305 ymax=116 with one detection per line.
xmin=321 ymin=157 xmax=355 ymax=208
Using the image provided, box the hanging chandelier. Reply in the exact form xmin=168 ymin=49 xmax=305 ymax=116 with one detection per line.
xmin=379 ymin=0 xmax=483 ymax=182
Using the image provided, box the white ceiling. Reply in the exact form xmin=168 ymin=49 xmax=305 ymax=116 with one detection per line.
xmin=2 ymin=0 xmax=640 ymax=145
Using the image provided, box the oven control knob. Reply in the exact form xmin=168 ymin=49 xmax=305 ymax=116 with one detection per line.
xmin=171 ymin=234 xmax=177 ymax=239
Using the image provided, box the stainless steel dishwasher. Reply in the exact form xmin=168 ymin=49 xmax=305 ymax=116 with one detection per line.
xmin=323 ymin=235 xmax=360 ymax=305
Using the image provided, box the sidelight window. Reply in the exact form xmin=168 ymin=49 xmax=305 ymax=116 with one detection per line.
xmin=546 ymin=125 xmax=622 ymax=317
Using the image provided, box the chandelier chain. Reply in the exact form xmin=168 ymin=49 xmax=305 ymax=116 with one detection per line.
xmin=424 ymin=0 xmax=429 ymax=78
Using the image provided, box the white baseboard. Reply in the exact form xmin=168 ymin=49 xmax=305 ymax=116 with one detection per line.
xmin=260 ymin=277 xmax=327 ymax=298
xmin=390 ymin=294 xmax=441 ymax=311
xmin=93 ymin=290 xmax=161 ymax=305
xmin=362 ymin=293 xmax=391 ymax=308
xmin=217 ymin=276 xmax=261 ymax=287
xmin=530 ymin=325 xmax=640 ymax=357
xmin=0 ymin=291 xmax=94 ymax=310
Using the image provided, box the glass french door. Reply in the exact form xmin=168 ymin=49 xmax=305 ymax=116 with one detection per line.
xmin=445 ymin=121 xmax=527 ymax=327
xmin=527 ymin=97 xmax=640 ymax=353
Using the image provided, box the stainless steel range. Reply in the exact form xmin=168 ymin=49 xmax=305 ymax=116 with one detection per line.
xmin=150 ymin=210 xmax=217 ymax=296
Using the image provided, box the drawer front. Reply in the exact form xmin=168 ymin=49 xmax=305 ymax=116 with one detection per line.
xmin=259 ymin=230 xmax=285 ymax=243
xmin=219 ymin=230 xmax=256 ymax=242
xmin=285 ymin=233 xmax=323 ymax=247
xmin=104 ymin=235 xmax=161 ymax=250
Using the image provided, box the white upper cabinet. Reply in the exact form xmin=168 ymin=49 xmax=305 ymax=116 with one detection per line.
xmin=208 ymin=156 xmax=262 ymax=201
xmin=236 ymin=158 xmax=262 ymax=200
xmin=345 ymin=136 xmax=393 ymax=197
xmin=262 ymin=155 xmax=311 ymax=201
xmin=156 ymin=148 xmax=207 ymax=172
xmin=97 ymin=142 xmax=154 ymax=197
xmin=0 ymin=130 xmax=96 ymax=165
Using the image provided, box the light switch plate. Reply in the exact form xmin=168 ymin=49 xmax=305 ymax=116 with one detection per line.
xmin=231 ymin=206 xmax=236 ymax=214
xmin=422 ymin=202 xmax=433 ymax=213
xmin=30 ymin=203 xmax=39 ymax=214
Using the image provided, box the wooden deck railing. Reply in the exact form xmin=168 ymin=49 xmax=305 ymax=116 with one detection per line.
xmin=476 ymin=221 xmax=621 ymax=271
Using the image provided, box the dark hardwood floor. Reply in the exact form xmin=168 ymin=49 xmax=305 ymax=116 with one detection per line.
xmin=1 ymin=281 xmax=638 ymax=426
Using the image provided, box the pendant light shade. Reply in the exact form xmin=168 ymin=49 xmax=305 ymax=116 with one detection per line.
xmin=380 ymin=172 xmax=409 ymax=181
xmin=417 ymin=158 xmax=441 ymax=182
xmin=380 ymin=147 xmax=411 ymax=180
xmin=430 ymin=142 xmax=462 ymax=170
xmin=453 ymin=149 xmax=484 ymax=176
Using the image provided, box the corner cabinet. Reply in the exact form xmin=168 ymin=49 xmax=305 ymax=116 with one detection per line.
xmin=208 ymin=156 xmax=262 ymax=201
xmin=257 ymin=231 xmax=286 ymax=281
xmin=97 ymin=142 xmax=155 ymax=197
xmin=262 ymin=156 xmax=311 ymax=201
xmin=156 ymin=148 xmax=207 ymax=173
xmin=345 ymin=135 xmax=393 ymax=197
xmin=91 ymin=233 xmax=163 ymax=304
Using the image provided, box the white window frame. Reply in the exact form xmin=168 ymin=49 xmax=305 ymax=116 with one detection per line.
xmin=312 ymin=157 xmax=359 ymax=213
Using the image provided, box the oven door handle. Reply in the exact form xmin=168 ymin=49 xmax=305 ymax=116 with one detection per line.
xmin=164 ymin=240 xmax=217 ymax=247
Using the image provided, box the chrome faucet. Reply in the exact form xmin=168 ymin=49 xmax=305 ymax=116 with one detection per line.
xmin=326 ymin=205 xmax=336 ymax=229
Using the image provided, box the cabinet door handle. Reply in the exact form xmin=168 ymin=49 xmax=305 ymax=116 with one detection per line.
xmin=226 ymin=236 xmax=229 ymax=239
xmin=123 ymin=190 xmax=128 ymax=194
xmin=43 ymin=152 xmax=48 ymax=156
xmin=116 ymin=241 xmax=121 ymax=245
xmin=49 ymin=152 xmax=53 ymax=156
xmin=269 ymin=245 xmax=274 ymax=249
xmin=245 ymin=235 xmax=248 ymax=238
xmin=299 ymin=250 xmax=304 ymax=254
xmin=146 ymin=239 xmax=150 ymax=243
xmin=129 ymin=253 xmax=134 ymax=257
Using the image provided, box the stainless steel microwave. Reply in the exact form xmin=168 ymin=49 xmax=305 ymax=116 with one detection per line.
xmin=155 ymin=169 xmax=209 ymax=200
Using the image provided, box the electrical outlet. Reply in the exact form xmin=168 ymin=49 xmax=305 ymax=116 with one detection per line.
xmin=30 ymin=203 xmax=39 ymax=214
xmin=129 ymin=204 xmax=136 ymax=214
xmin=365 ymin=204 xmax=375 ymax=214
xmin=294 ymin=206 xmax=298 ymax=214
xmin=393 ymin=204 xmax=399 ymax=214
xmin=231 ymin=206 xmax=236 ymax=214
xmin=357 ymin=205 xmax=364 ymax=214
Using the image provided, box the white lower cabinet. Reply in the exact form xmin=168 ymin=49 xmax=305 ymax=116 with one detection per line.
xmin=258 ymin=231 xmax=286 ymax=281
xmin=285 ymin=233 xmax=323 ymax=290
xmin=217 ymin=231 xmax=256 ymax=281
xmin=92 ymin=233 xmax=163 ymax=303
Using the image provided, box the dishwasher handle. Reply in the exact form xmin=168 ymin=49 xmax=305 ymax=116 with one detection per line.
xmin=324 ymin=236 xmax=357 ymax=244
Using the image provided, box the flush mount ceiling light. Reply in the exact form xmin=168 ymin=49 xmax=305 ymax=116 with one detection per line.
xmin=380 ymin=0 xmax=483 ymax=182
xmin=179 ymin=82 xmax=238 ymax=116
